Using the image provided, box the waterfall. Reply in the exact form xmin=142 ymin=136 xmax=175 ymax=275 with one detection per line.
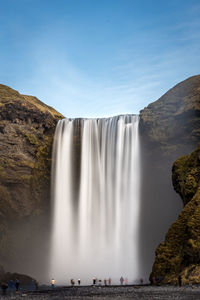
xmin=50 ymin=115 xmax=140 ymax=285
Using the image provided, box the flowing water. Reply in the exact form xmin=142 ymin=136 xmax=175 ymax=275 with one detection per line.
xmin=50 ymin=115 xmax=140 ymax=284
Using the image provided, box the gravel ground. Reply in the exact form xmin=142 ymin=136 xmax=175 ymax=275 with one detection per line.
xmin=1 ymin=285 xmax=200 ymax=300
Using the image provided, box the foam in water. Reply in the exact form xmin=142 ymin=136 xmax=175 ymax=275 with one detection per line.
xmin=50 ymin=115 xmax=140 ymax=285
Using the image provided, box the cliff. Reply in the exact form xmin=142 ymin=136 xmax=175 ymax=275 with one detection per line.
xmin=140 ymin=74 xmax=200 ymax=158
xmin=0 ymin=84 xmax=63 ymax=279
xmin=0 ymin=75 xmax=200 ymax=282
xmin=150 ymin=146 xmax=200 ymax=284
xmin=138 ymin=75 xmax=200 ymax=279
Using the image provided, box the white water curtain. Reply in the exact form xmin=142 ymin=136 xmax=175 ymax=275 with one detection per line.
xmin=50 ymin=115 xmax=140 ymax=285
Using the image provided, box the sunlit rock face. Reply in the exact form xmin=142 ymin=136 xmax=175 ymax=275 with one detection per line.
xmin=0 ymin=84 xmax=63 ymax=280
xmin=140 ymin=75 xmax=200 ymax=156
xmin=139 ymin=75 xmax=200 ymax=280
xmin=50 ymin=116 xmax=141 ymax=284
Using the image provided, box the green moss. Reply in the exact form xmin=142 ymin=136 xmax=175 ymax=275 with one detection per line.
xmin=172 ymin=147 xmax=200 ymax=205
xmin=22 ymin=94 xmax=64 ymax=119
xmin=25 ymin=133 xmax=39 ymax=145
xmin=18 ymin=160 xmax=35 ymax=169
xmin=0 ymin=166 xmax=6 ymax=178
xmin=34 ymin=136 xmax=52 ymax=178
xmin=0 ymin=158 xmax=12 ymax=168
xmin=19 ymin=175 xmax=32 ymax=181
xmin=25 ymin=135 xmax=53 ymax=210
xmin=151 ymin=147 xmax=200 ymax=284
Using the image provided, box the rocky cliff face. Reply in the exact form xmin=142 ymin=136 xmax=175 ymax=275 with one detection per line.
xmin=150 ymin=146 xmax=200 ymax=284
xmin=140 ymin=75 xmax=200 ymax=158
xmin=0 ymin=84 xmax=63 ymax=280
xmin=0 ymin=75 xmax=199 ymax=282
xmin=138 ymin=75 xmax=200 ymax=279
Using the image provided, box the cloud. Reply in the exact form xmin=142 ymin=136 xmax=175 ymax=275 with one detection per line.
xmin=13 ymin=7 xmax=200 ymax=119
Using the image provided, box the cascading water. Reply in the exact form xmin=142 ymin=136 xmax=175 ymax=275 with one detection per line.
xmin=50 ymin=115 xmax=140 ymax=285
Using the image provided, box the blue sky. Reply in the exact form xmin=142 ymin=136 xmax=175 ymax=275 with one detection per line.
xmin=0 ymin=0 xmax=200 ymax=117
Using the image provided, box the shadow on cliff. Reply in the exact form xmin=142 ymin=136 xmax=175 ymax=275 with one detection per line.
xmin=138 ymin=74 xmax=200 ymax=281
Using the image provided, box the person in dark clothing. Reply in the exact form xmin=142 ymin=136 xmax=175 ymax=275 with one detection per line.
xmin=78 ymin=279 xmax=81 ymax=285
xmin=178 ymin=275 xmax=182 ymax=287
xmin=120 ymin=276 xmax=124 ymax=285
xmin=15 ymin=279 xmax=20 ymax=291
xmin=30 ymin=279 xmax=35 ymax=290
xmin=1 ymin=282 xmax=8 ymax=295
xmin=34 ymin=280 xmax=39 ymax=290
xmin=9 ymin=280 xmax=14 ymax=290
xmin=152 ymin=276 xmax=156 ymax=285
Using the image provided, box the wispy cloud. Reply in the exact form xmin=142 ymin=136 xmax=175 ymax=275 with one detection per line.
xmin=12 ymin=2 xmax=200 ymax=118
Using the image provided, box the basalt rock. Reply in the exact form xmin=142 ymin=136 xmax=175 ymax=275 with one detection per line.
xmin=140 ymin=75 xmax=200 ymax=159
xmin=0 ymin=84 xmax=63 ymax=280
xmin=150 ymin=146 xmax=200 ymax=284
xmin=139 ymin=75 xmax=200 ymax=278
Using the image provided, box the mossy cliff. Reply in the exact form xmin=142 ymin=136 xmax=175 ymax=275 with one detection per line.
xmin=0 ymin=75 xmax=199 ymax=281
xmin=0 ymin=84 xmax=63 ymax=278
xmin=139 ymin=75 xmax=200 ymax=278
xmin=150 ymin=146 xmax=200 ymax=284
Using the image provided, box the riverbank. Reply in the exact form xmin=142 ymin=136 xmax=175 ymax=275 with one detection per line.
xmin=1 ymin=285 xmax=200 ymax=299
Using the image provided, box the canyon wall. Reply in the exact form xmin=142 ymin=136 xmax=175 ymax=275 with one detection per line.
xmin=0 ymin=75 xmax=199 ymax=282
xmin=0 ymin=84 xmax=63 ymax=280
xmin=150 ymin=146 xmax=200 ymax=284
xmin=139 ymin=75 xmax=200 ymax=279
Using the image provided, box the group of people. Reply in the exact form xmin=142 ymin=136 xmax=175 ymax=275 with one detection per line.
xmin=51 ymin=276 xmax=131 ymax=287
xmin=1 ymin=278 xmax=39 ymax=295
xmin=92 ymin=277 xmax=112 ymax=286
xmin=1 ymin=279 xmax=20 ymax=295
xmin=120 ymin=276 xmax=129 ymax=285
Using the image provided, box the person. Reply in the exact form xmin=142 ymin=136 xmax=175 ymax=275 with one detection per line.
xmin=34 ymin=280 xmax=39 ymax=290
xmin=1 ymin=282 xmax=8 ymax=295
xmin=93 ymin=277 xmax=96 ymax=285
xmin=178 ymin=275 xmax=182 ymax=287
xmin=78 ymin=279 xmax=81 ymax=286
xmin=108 ymin=278 xmax=111 ymax=286
xmin=98 ymin=279 xmax=102 ymax=286
xmin=9 ymin=280 xmax=14 ymax=290
xmin=15 ymin=279 xmax=20 ymax=292
xmin=30 ymin=279 xmax=35 ymax=290
xmin=120 ymin=276 xmax=124 ymax=285
xmin=51 ymin=278 xmax=55 ymax=288
xmin=104 ymin=279 xmax=107 ymax=286
xmin=71 ymin=279 xmax=75 ymax=286
xmin=152 ymin=276 xmax=156 ymax=285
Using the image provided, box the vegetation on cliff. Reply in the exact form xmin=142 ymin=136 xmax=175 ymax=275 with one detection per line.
xmin=139 ymin=75 xmax=200 ymax=278
xmin=150 ymin=146 xmax=200 ymax=284
xmin=0 ymin=75 xmax=199 ymax=281
xmin=0 ymin=84 xmax=63 ymax=275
